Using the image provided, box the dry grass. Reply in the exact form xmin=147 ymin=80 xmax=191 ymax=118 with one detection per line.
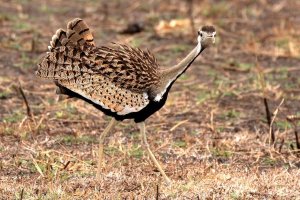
xmin=1 ymin=0 xmax=300 ymax=199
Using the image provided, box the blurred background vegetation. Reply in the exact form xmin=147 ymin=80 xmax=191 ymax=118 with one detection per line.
xmin=0 ymin=0 xmax=299 ymax=199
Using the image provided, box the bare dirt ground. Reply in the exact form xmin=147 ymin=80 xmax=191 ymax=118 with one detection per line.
xmin=0 ymin=0 xmax=300 ymax=199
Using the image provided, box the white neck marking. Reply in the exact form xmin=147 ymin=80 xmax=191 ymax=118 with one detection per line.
xmin=154 ymin=80 xmax=172 ymax=102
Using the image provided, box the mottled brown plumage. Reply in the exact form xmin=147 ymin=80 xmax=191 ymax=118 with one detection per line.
xmin=37 ymin=18 xmax=161 ymax=115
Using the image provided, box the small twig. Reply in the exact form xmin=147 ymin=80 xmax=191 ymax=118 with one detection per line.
xmin=62 ymin=160 xmax=71 ymax=170
xmin=269 ymin=98 xmax=284 ymax=146
xmin=156 ymin=184 xmax=159 ymax=200
xmin=16 ymin=82 xmax=34 ymax=119
xmin=278 ymin=138 xmax=285 ymax=153
xmin=20 ymin=188 xmax=24 ymax=200
xmin=35 ymin=112 xmax=47 ymax=131
xmin=19 ymin=116 xmax=29 ymax=128
xmin=263 ymin=98 xmax=272 ymax=124
xmin=170 ymin=120 xmax=189 ymax=131
xmin=264 ymin=98 xmax=274 ymax=142
xmin=287 ymin=115 xmax=300 ymax=149
xmin=294 ymin=129 xmax=300 ymax=150
xmin=255 ymin=58 xmax=274 ymax=142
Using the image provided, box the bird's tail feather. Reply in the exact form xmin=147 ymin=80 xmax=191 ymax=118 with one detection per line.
xmin=48 ymin=18 xmax=95 ymax=51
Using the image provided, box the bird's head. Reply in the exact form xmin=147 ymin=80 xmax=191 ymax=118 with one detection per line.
xmin=197 ymin=26 xmax=216 ymax=49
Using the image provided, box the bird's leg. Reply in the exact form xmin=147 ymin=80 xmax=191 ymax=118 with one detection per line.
xmin=138 ymin=122 xmax=171 ymax=185
xmin=97 ymin=118 xmax=117 ymax=179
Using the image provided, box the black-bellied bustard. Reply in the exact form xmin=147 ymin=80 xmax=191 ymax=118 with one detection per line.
xmin=36 ymin=18 xmax=216 ymax=184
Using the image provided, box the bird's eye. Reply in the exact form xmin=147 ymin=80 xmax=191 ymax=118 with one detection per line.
xmin=198 ymin=31 xmax=203 ymax=37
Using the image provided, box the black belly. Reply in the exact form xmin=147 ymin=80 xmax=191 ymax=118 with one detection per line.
xmin=57 ymin=85 xmax=170 ymax=123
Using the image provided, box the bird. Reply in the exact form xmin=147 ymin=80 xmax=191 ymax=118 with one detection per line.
xmin=36 ymin=18 xmax=216 ymax=184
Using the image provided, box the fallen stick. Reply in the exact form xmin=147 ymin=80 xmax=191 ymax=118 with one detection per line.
xmin=17 ymin=81 xmax=34 ymax=119
xmin=263 ymin=98 xmax=274 ymax=144
xmin=269 ymin=98 xmax=284 ymax=146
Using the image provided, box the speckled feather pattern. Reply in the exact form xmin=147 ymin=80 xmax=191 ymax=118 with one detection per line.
xmin=36 ymin=18 xmax=160 ymax=115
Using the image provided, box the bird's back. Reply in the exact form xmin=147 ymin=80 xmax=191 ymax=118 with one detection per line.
xmin=36 ymin=18 xmax=160 ymax=117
